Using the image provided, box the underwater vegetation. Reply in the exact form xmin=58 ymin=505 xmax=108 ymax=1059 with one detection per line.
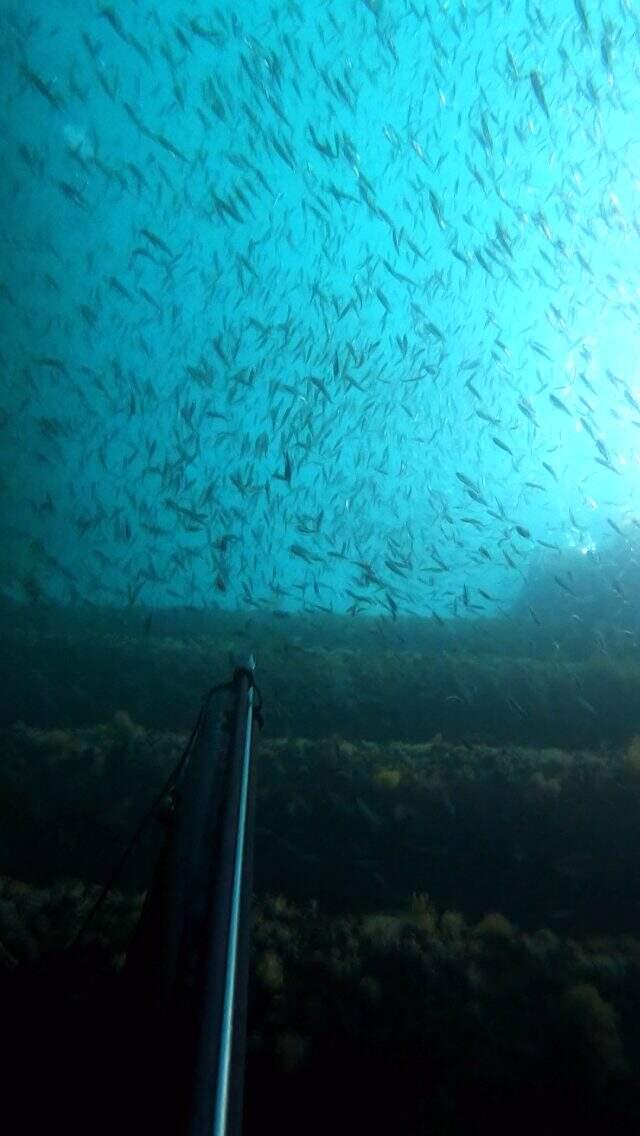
xmin=245 ymin=893 xmax=640 ymax=1135
xmin=1 ymin=600 xmax=639 ymax=1133
xmin=3 ymin=713 xmax=640 ymax=936
xmin=2 ymin=598 xmax=640 ymax=748
xmin=2 ymin=541 xmax=640 ymax=1133
xmin=3 ymin=878 xmax=640 ymax=1136
xmin=2 ymin=594 xmax=640 ymax=1131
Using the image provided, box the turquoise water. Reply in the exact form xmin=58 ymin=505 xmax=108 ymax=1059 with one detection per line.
xmin=2 ymin=0 xmax=640 ymax=619
xmin=3 ymin=7 xmax=640 ymax=1132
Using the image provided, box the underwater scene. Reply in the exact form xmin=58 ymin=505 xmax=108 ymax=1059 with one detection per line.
xmin=2 ymin=0 xmax=640 ymax=1132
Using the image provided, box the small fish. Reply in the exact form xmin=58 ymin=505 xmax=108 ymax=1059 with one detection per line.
xmin=506 ymin=47 xmax=519 ymax=83
xmin=517 ymin=397 xmax=538 ymax=426
xmin=576 ymin=696 xmax=597 ymax=717
xmin=307 ymin=375 xmax=332 ymax=402
xmin=476 ymin=410 xmax=501 ymax=425
xmin=456 ymin=471 xmax=481 ymax=494
xmin=56 ymin=181 xmax=88 ymax=208
xmin=491 ymin=435 xmax=513 ymax=455
xmin=530 ymin=340 xmax=552 ymax=360
xmin=273 ymin=453 xmax=292 ymax=484
xmin=356 ymin=797 xmax=383 ymax=826
xmin=574 ymin=0 xmax=591 ymax=38
xmin=375 ymin=287 xmax=392 ymax=313
xmin=554 ymin=575 xmax=575 ymax=595
xmin=549 ymin=392 xmax=572 ymax=416
xmin=429 ymin=189 xmax=446 ymax=230
xmin=600 ymin=30 xmax=613 ymax=75
xmin=20 ymin=63 xmax=64 ymax=110
xmin=140 ymin=228 xmax=174 ymax=257
xmin=153 ymin=131 xmax=188 ymax=162
xmin=530 ymin=70 xmax=550 ymax=119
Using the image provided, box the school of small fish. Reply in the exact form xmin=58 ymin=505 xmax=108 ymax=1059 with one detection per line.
xmin=2 ymin=0 xmax=640 ymax=619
